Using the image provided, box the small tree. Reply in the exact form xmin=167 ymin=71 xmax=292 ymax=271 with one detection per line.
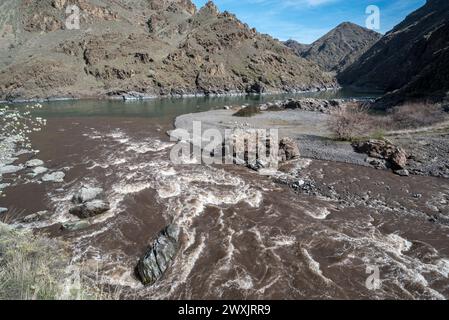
xmin=328 ymin=103 xmax=372 ymax=141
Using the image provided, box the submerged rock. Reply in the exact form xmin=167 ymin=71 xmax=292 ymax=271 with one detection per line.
xmin=69 ymin=200 xmax=110 ymax=219
xmin=136 ymin=225 xmax=180 ymax=286
xmin=0 ymin=164 xmax=23 ymax=174
xmin=72 ymin=186 xmax=104 ymax=204
xmin=25 ymin=159 xmax=44 ymax=167
xmin=394 ymin=169 xmax=410 ymax=177
xmin=31 ymin=166 xmax=48 ymax=176
xmin=21 ymin=210 xmax=52 ymax=223
xmin=42 ymin=171 xmax=65 ymax=182
xmin=61 ymin=220 xmax=91 ymax=231
xmin=0 ymin=183 xmax=10 ymax=190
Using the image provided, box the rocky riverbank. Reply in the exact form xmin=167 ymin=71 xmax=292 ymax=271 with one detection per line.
xmin=1 ymin=97 xmax=449 ymax=299
xmin=173 ymin=98 xmax=449 ymax=179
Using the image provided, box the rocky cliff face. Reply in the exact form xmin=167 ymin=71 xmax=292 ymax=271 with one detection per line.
xmin=0 ymin=0 xmax=335 ymax=101
xmin=285 ymin=22 xmax=381 ymax=73
xmin=339 ymin=0 xmax=449 ymax=108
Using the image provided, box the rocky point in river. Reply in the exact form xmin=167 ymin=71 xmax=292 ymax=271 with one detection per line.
xmin=339 ymin=0 xmax=449 ymax=107
xmin=0 ymin=0 xmax=335 ymax=101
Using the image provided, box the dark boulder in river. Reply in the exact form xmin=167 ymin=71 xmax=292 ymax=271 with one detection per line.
xmin=136 ymin=225 xmax=180 ymax=286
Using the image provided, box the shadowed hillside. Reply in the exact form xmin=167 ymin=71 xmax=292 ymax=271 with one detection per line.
xmin=285 ymin=22 xmax=381 ymax=73
xmin=339 ymin=0 xmax=449 ymax=108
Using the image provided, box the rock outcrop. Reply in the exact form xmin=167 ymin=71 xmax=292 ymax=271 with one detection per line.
xmin=61 ymin=220 xmax=91 ymax=231
xmin=339 ymin=0 xmax=449 ymax=108
xmin=352 ymin=139 xmax=408 ymax=170
xmin=285 ymin=22 xmax=381 ymax=73
xmin=0 ymin=0 xmax=335 ymax=101
xmin=259 ymin=98 xmax=344 ymax=114
xmin=72 ymin=186 xmax=104 ymax=204
xmin=136 ymin=224 xmax=179 ymax=285
xmin=279 ymin=137 xmax=301 ymax=162
xmin=69 ymin=199 xmax=110 ymax=218
xmin=69 ymin=186 xmax=110 ymax=218
xmin=21 ymin=210 xmax=52 ymax=223
xmin=41 ymin=171 xmax=65 ymax=182
xmin=227 ymin=130 xmax=301 ymax=172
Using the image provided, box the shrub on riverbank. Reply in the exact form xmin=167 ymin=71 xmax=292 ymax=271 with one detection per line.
xmin=390 ymin=103 xmax=446 ymax=129
xmin=328 ymin=103 xmax=373 ymax=141
xmin=328 ymin=102 xmax=448 ymax=141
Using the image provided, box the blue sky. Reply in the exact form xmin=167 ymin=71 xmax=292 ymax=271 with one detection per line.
xmin=192 ymin=0 xmax=426 ymax=44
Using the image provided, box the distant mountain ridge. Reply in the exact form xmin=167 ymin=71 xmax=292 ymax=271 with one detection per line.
xmin=0 ymin=0 xmax=335 ymax=101
xmin=339 ymin=0 xmax=449 ymax=107
xmin=283 ymin=39 xmax=309 ymax=57
xmin=285 ymin=22 xmax=381 ymax=73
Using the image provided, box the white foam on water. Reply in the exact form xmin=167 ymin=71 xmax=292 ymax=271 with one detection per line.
xmin=157 ymin=182 xmax=181 ymax=199
xmin=34 ymin=126 xmax=267 ymax=293
xmin=327 ymin=225 xmax=448 ymax=299
xmin=435 ymin=259 xmax=449 ymax=277
xmin=112 ymin=158 xmax=127 ymax=166
xmin=301 ymin=248 xmax=333 ymax=285
xmin=271 ymin=235 xmax=296 ymax=247
xmin=256 ymin=275 xmax=282 ymax=296
xmin=112 ymin=182 xmax=152 ymax=195
xmin=305 ymin=207 xmax=331 ymax=220
xmin=160 ymin=168 xmax=177 ymax=176
xmin=223 ymin=274 xmax=254 ymax=291
xmin=125 ymin=140 xmax=174 ymax=154
xmin=386 ymin=233 xmax=413 ymax=255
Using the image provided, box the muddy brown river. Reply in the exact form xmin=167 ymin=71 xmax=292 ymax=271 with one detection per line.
xmin=1 ymin=93 xmax=448 ymax=300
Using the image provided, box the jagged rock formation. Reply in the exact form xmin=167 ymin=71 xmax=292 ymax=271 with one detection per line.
xmin=225 ymin=129 xmax=301 ymax=173
xmin=285 ymin=22 xmax=381 ymax=73
xmin=339 ymin=0 xmax=449 ymax=108
xmin=69 ymin=199 xmax=110 ymax=218
xmin=0 ymin=0 xmax=335 ymax=101
xmin=136 ymin=224 xmax=179 ymax=286
xmin=69 ymin=186 xmax=110 ymax=219
xmin=352 ymin=139 xmax=408 ymax=170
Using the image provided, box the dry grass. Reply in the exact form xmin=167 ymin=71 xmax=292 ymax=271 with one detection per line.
xmin=0 ymin=223 xmax=69 ymax=300
xmin=390 ymin=103 xmax=446 ymax=129
xmin=0 ymin=207 xmax=26 ymax=224
xmin=0 ymin=223 xmax=123 ymax=300
xmin=328 ymin=102 xmax=448 ymax=141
